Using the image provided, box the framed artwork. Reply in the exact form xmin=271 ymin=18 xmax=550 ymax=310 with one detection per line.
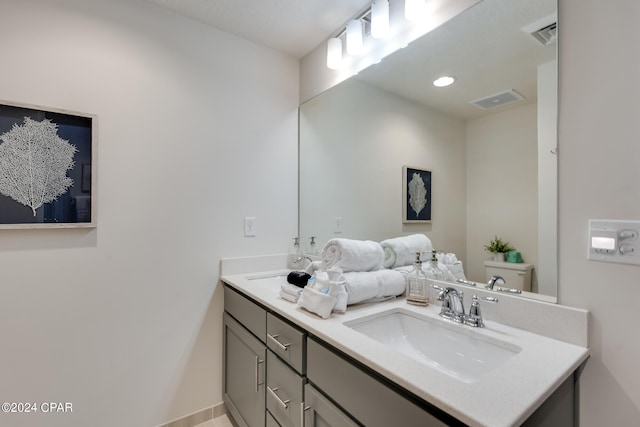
xmin=403 ymin=166 xmax=431 ymax=223
xmin=0 ymin=100 xmax=96 ymax=228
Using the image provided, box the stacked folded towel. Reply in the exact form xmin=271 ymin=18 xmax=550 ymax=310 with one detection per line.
xmin=321 ymin=238 xmax=384 ymax=272
xmin=296 ymin=238 xmax=408 ymax=318
xmin=279 ymin=283 xmax=303 ymax=303
xmin=380 ymin=234 xmax=433 ymax=268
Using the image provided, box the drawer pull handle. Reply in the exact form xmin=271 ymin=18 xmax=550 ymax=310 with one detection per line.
xmin=267 ymin=333 xmax=291 ymax=352
xmin=301 ymin=403 xmax=310 ymax=427
xmin=267 ymin=386 xmax=290 ymax=409
xmin=255 ymin=357 xmax=264 ymax=392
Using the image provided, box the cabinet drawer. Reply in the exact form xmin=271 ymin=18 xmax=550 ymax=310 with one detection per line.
xmin=225 ymin=285 xmax=266 ymax=342
xmin=266 ymin=350 xmax=305 ymax=427
xmin=267 ymin=410 xmax=281 ymax=427
xmin=267 ymin=313 xmax=306 ymax=374
xmin=304 ymin=384 xmax=359 ymax=427
xmin=307 ymin=338 xmax=453 ymax=427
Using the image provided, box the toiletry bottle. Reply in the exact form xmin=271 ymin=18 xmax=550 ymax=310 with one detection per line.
xmin=406 ymin=252 xmax=428 ymax=306
xmin=287 ymin=237 xmax=303 ymax=269
xmin=308 ymin=236 xmax=318 ymax=256
xmin=423 ymin=249 xmax=445 ymax=282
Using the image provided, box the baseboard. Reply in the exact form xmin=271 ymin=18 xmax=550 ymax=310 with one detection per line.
xmin=157 ymin=402 xmax=226 ymax=427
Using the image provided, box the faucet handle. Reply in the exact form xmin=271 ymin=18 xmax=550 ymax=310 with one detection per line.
xmin=464 ymin=295 xmax=498 ymax=328
xmin=430 ymin=284 xmax=446 ymax=301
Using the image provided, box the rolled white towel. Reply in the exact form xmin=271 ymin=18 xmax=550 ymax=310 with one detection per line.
xmin=342 ymin=269 xmax=406 ymax=305
xmin=380 ymin=234 xmax=433 ymax=268
xmin=321 ymin=238 xmax=384 ymax=272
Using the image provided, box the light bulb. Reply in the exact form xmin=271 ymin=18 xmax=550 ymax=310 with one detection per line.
xmin=405 ymin=0 xmax=425 ymax=21
xmin=327 ymin=38 xmax=343 ymax=70
xmin=346 ymin=19 xmax=364 ymax=55
xmin=433 ymin=76 xmax=456 ymax=87
xmin=371 ymin=0 xmax=390 ymax=39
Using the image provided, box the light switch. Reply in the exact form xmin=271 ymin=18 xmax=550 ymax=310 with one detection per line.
xmin=588 ymin=219 xmax=640 ymax=265
xmin=334 ymin=216 xmax=342 ymax=234
xmin=244 ymin=217 xmax=256 ymax=237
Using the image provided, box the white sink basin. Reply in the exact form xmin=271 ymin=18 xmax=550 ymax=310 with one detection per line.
xmin=344 ymin=308 xmax=521 ymax=383
xmin=247 ymin=273 xmax=289 ymax=294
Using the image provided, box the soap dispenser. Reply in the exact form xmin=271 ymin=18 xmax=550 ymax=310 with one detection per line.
xmin=406 ymin=252 xmax=428 ymax=306
xmin=287 ymin=237 xmax=303 ymax=269
xmin=423 ymin=249 xmax=445 ymax=282
xmin=308 ymin=236 xmax=318 ymax=256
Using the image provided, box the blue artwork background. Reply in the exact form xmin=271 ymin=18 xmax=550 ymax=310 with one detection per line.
xmin=0 ymin=103 xmax=93 ymax=225
xmin=404 ymin=167 xmax=431 ymax=222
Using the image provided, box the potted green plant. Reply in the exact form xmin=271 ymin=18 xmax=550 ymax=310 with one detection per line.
xmin=484 ymin=236 xmax=514 ymax=262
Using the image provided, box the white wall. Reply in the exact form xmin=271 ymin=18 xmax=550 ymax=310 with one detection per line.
xmin=299 ymin=78 xmax=467 ymax=257
xmin=465 ymin=104 xmax=538 ymax=285
xmin=0 ymin=1 xmax=298 ymax=426
xmin=559 ymin=0 xmax=640 ymax=425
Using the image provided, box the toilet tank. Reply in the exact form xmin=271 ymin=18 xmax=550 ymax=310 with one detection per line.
xmin=484 ymin=261 xmax=534 ymax=292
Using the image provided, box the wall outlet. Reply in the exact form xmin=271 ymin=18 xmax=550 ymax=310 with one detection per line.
xmin=244 ymin=217 xmax=256 ymax=237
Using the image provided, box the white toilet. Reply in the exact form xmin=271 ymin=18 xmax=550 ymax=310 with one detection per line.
xmin=484 ymin=261 xmax=534 ymax=292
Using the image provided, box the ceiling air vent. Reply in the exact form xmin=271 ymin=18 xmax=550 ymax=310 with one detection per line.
xmin=522 ymin=14 xmax=557 ymax=46
xmin=469 ymin=90 xmax=524 ymax=110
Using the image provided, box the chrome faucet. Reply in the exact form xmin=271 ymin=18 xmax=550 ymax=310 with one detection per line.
xmin=485 ymin=275 xmax=505 ymax=290
xmin=432 ymin=285 xmax=499 ymax=327
xmin=294 ymin=255 xmax=313 ymax=268
xmin=433 ymin=286 xmax=465 ymax=323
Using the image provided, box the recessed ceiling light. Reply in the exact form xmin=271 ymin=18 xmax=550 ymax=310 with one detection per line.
xmin=433 ymin=76 xmax=456 ymax=87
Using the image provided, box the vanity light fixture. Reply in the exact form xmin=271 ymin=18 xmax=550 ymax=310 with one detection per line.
xmin=371 ymin=0 xmax=390 ymax=39
xmin=405 ymin=0 xmax=426 ymax=21
xmin=327 ymin=37 xmax=343 ymax=70
xmin=433 ymin=76 xmax=456 ymax=87
xmin=346 ymin=19 xmax=364 ymax=55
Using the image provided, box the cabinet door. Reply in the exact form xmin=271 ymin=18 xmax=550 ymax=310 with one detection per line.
xmin=223 ymin=312 xmax=266 ymax=427
xmin=304 ymin=384 xmax=360 ymax=427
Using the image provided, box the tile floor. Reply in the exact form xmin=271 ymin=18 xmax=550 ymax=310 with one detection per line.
xmin=195 ymin=414 xmax=233 ymax=427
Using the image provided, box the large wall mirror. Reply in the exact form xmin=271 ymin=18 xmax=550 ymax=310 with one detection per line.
xmin=299 ymin=0 xmax=557 ymax=300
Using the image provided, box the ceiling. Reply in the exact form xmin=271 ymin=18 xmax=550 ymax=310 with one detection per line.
xmin=143 ymin=0 xmax=371 ymax=58
xmin=143 ymin=0 xmax=556 ymax=119
xmin=355 ymin=0 xmax=557 ymax=119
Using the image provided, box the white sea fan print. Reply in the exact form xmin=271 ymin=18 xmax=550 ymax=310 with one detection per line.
xmin=408 ymin=172 xmax=427 ymax=216
xmin=0 ymin=117 xmax=77 ymax=216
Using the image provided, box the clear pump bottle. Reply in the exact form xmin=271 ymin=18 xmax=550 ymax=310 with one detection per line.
xmin=423 ymin=249 xmax=445 ymax=282
xmin=287 ymin=237 xmax=303 ymax=269
xmin=406 ymin=252 xmax=429 ymax=306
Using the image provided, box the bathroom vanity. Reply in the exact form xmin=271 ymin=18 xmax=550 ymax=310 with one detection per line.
xmin=220 ymin=257 xmax=589 ymax=427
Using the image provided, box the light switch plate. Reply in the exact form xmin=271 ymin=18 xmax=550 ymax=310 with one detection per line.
xmin=588 ymin=219 xmax=640 ymax=265
xmin=244 ymin=217 xmax=256 ymax=237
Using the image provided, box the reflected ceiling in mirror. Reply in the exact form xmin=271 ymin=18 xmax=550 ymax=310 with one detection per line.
xmin=299 ymin=0 xmax=557 ymax=300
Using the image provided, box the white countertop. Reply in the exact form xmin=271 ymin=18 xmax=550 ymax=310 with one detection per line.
xmin=221 ymin=269 xmax=589 ymax=427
